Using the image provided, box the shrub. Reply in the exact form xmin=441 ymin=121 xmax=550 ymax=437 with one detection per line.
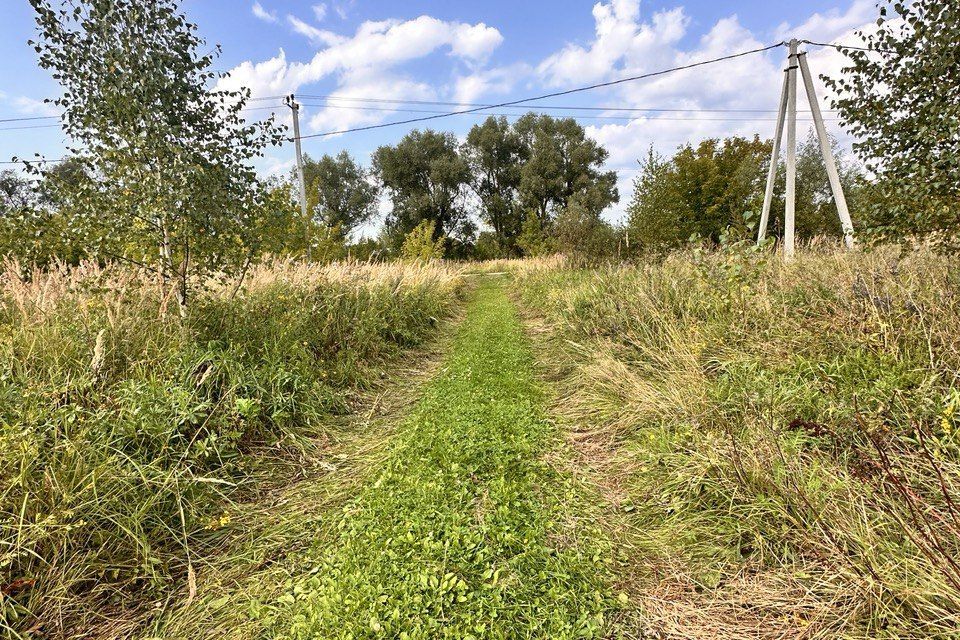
xmin=400 ymin=220 xmax=446 ymax=261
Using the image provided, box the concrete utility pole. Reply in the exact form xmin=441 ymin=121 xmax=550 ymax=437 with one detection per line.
xmin=798 ymin=52 xmax=856 ymax=249
xmin=758 ymin=39 xmax=855 ymax=257
xmin=286 ymin=94 xmax=311 ymax=260
xmin=784 ymin=38 xmax=799 ymax=260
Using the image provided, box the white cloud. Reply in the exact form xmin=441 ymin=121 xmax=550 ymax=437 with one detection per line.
xmin=251 ymin=2 xmax=278 ymax=24
xmin=332 ymin=0 xmax=354 ymax=20
xmin=452 ymin=64 xmax=530 ymax=106
xmin=307 ymin=70 xmax=436 ymax=135
xmin=12 ymin=96 xmax=60 ymax=117
xmin=219 ymin=15 xmax=505 ymax=128
xmin=312 ymin=3 xmax=328 ymax=22
xmin=450 ymin=23 xmax=504 ymax=65
xmin=530 ymin=0 xmax=884 ymax=223
xmin=287 ymin=15 xmax=344 ymax=46
xmin=774 ymin=0 xmax=877 ymax=43
xmin=538 ymin=0 xmax=687 ymax=87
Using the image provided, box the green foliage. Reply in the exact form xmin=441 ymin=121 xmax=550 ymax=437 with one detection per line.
xmin=0 ymin=262 xmax=462 ymax=634
xmin=464 ymin=116 xmax=526 ymax=250
xmin=301 ymin=151 xmax=380 ymax=241
xmin=516 ymin=214 xmax=557 ymax=258
xmin=401 ymin=220 xmax=446 ymax=261
xmin=514 ymin=114 xmax=619 ymax=226
xmin=374 ymin=130 xmax=473 ymax=247
xmin=824 ymin=0 xmax=960 ymax=249
xmin=626 ymin=137 xmax=769 ymax=250
xmin=460 ymin=114 xmax=619 ymax=258
xmin=627 ymin=134 xmax=865 ymax=252
xmin=28 ymin=0 xmax=286 ymax=311
xmin=472 ymin=231 xmax=509 ymax=261
xmin=260 ymin=280 xmax=611 ymax=639
xmin=553 ymin=204 xmax=618 ymax=264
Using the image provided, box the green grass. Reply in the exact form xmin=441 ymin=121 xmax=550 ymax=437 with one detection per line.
xmin=515 ymin=245 xmax=960 ymax=638
xmin=0 ymin=260 xmax=463 ymax=637
xmin=256 ymin=278 xmax=612 ymax=639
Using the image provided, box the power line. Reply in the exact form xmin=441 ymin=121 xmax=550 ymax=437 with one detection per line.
xmin=297 ymin=102 xmax=837 ymax=122
xmin=0 ymin=124 xmax=62 ymax=132
xmin=0 ymin=158 xmax=64 ymax=165
xmin=298 ymin=94 xmax=836 ymax=114
xmin=0 ymin=115 xmax=59 ymax=123
xmin=293 ymin=41 xmax=786 ymax=140
xmin=801 ymin=39 xmax=896 ymax=54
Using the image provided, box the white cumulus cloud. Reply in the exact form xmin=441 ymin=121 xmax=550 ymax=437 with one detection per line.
xmin=219 ymin=15 xmax=505 ymax=133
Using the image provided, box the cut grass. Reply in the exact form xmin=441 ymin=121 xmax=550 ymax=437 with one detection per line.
xmin=138 ymin=308 xmax=461 ymax=640
xmin=256 ymin=277 xmax=613 ymax=639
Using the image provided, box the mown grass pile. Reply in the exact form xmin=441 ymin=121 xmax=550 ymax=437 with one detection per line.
xmin=0 ymin=259 xmax=462 ymax=636
xmin=517 ymin=245 xmax=960 ymax=638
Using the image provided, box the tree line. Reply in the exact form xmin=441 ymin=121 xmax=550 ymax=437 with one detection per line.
xmin=1 ymin=0 xmax=957 ymax=306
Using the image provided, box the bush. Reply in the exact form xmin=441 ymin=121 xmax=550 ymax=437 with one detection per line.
xmin=400 ymin=220 xmax=446 ymax=261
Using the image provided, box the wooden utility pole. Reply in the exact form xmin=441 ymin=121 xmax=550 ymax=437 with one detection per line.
xmin=758 ymin=39 xmax=855 ymax=257
xmin=286 ymin=94 xmax=311 ymax=260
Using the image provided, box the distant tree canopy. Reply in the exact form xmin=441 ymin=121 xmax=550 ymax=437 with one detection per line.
xmin=459 ymin=114 xmax=619 ymax=257
xmin=300 ymin=151 xmax=380 ymax=241
xmin=373 ymin=130 xmax=473 ymax=249
xmin=824 ymin=0 xmax=960 ymax=249
xmin=625 ymin=133 xmax=866 ymax=251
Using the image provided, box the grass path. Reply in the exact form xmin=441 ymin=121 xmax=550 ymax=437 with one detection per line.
xmin=257 ymin=278 xmax=613 ymax=639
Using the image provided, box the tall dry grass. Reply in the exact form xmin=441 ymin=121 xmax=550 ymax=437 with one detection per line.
xmin=0 ymin=258 xmax=463 ymax=637
xmin=518 ymin=243 xmax=960 ymax=638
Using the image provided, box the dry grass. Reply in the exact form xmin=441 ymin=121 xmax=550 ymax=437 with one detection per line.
xmin=0 ymin=257 xmax=464 ymax=638
xmin=518 ymin=242 xmax=960 ymax=639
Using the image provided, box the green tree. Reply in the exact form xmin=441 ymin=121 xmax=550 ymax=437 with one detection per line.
xmin=29 ymin=0 xmax=285 ymax=313
xmin=778 ymin=129 xmax=865 ymax=239
xmin=516 ymin=215 xmax=556 ymax=257
xmin=624 ymin=149 xmax=680 ymax=250
xmin=823 ymin=0 xmax=960 ymax=248
xmin=553 ymin=202 xmax=617 ymax=263
xmin=514 ymin=114 xmax=618 ymax=225
xmin=0 ymin=168 xmax=81 ymax=265
xmin=400 ymin=219 xmax=446 ymax=261
xmin=464 ymin=117 xmax=525 ymax=251
xmin=373 ymin=130 xmax=473 ymax=248
xmin=301 ymin=151 xmax=380 ymax=241
xmin=626 ymin=137 xmax=769 ymax=250
xmin=0 ymin=171 xmax=40 ymax=262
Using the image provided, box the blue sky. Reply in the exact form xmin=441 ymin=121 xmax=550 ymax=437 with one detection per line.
xmin=1 ymin=0 xmax=881 ymax=223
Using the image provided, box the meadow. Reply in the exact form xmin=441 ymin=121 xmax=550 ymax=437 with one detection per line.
xmin=517 ymin=244 xmax=960 ymax=638
xmin=2 ymin=244 xmax=959 ymax=640
xmin=0 ymin=259 xmax=463 ymax=635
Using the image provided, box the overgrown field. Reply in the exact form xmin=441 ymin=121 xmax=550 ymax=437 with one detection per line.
xmin=517 ymin=246 xmax=960 ymax=638
xmin=0 ymin=259 xmax=463 ymax=636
